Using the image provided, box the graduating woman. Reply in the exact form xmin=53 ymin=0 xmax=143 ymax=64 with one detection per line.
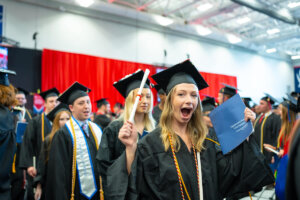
xmin=96 ymin=70 xmax=155 ymax=197
xmin=34 ymin=103 xmax=71 ymax=200
xmin=105 ymin=60 xmax=274 ymax=200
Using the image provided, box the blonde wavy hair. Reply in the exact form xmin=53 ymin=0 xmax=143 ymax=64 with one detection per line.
xmin=118 ymin=88 xmax=155 ymax=131
xmin=160 ymin=85 xmax=208 ymax=152
xmin=278 ymin=104 xmax=296 ymax=147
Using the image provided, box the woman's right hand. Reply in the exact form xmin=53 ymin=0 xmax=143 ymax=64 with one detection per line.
xmin=27 ymin=166 xmax=37 ymax=177
xmin=35 ymin=183 xmax=42 ymax=200
xmin=118 ymin=121 xmax=138 ymax=149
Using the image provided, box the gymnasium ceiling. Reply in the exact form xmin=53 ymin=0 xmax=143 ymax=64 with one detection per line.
xmin=15 ymin=0 xmax=300 ymax=62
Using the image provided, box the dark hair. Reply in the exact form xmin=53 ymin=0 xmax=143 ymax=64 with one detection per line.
xmin=114 ymin=102 xmax=123 ymax=109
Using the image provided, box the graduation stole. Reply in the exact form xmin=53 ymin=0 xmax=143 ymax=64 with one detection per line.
xmin=65 ymin=116 xmax=102 ymax=200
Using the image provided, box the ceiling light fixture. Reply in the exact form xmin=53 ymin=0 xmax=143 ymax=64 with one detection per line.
xmin=266 ymin=48 xmax=277 ymax=53
xmin=267 ymin=28 xmax=280 ymax=35
xmin=227 ymin=34 xmax=242 ymax=44
xmin=195 ymin=26 xmax=212 ymax=36
xmin=75 ymin=0 xmax=94 ymax=7
xmin=153 ymin=15 xmax=174 ymax=26
xmin=288 ymin=2 xmax=300 ymax=8
xmin=291 ymin=55 xmax=300 ymax=60
xmin=237 ymin=17 xmax=251 ymax=24
xmin=197 ymin=3 xmax=213 ymax=12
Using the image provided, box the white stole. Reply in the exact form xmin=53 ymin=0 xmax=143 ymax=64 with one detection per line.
xmin=65 ymin=117 xmax=102 ymax=199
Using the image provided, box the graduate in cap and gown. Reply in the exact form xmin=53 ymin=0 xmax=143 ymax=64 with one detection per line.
xmin=34 ymin=103 xmax=71 ymax=200
xmin=152 ymin=84 xmax=166 ymax=124
xmin=15 ymin=87 xmax=33 ymax=122
xmin=94 ymin=98 xmax=112 ymax=129
xmin=96 ymin=70 xmax=155 ymax=198
xmin=217 ymin=83 xmax=238 ymax=105
xmin=0 ymin=69 xmax=17 ymax=200
xmin=105 ymin=60 xmax=274 ymax=200
xmin=45 ymin=82 xmax=103 ymax=200
xmin=253 ymin=93 xmax=281 ymax=165
xmin=19 ymin=87 xmax=59 ymax=200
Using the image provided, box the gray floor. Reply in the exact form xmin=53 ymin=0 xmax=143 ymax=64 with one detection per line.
xmin=239 ymin=187 xmax=276 ymax=200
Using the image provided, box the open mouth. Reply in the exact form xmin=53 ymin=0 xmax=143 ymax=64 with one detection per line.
xmin=181 ymin=108 xmax=192 ymax=117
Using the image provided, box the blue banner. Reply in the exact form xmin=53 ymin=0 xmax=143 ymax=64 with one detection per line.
xmin=294 ymin=67 xmax=300 ymax=93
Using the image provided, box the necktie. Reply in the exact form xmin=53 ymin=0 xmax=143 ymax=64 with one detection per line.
xmin=259 ymin=113 xmax=265 ymax=124
xmin=81 ymin=123 xmax=89 ymax=137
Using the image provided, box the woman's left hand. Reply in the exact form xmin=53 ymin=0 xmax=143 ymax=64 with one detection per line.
xmin=244 ymin=107 xmax=256 ymax=123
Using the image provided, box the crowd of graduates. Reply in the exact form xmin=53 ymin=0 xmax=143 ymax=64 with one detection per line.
xmin=0 ymin=59 xmax=299 ymax=200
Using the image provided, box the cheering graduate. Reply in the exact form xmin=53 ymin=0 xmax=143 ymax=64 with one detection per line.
xmin=253 ymin=93 xmax=281 ymax=164
xmin=0 ymin=69 xmax=17 ymax=200
xmin=152 ymin=84 xmax=166 ymax=124
xmin=34 ymin=103 xmax=71 ymax=200
xmin=96 ymin=69 xmax=155 ymax=198
xmin=19 ymin=88 xmax=59 ymax=199
xmin=45 ymin=82 xmax=103 ymax=200
xmin=105 ymin=60 xmax=274 ymax=200
xmin=217 ymin=83 xmax=238 ymax=105
xmin=15 ymin=87 xmax=33 ymax=122
xmin=94 ymin=98 xmax=112 ymax=129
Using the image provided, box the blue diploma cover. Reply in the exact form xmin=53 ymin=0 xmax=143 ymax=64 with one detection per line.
xmin=209 ymin=94 xmax=253 ymax=154
xmin=16 ymin=121 xmax=28 ymax=143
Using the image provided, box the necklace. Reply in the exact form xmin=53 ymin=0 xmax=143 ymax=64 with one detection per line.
xmin=167 ymin=132 xmax=200 ymax=200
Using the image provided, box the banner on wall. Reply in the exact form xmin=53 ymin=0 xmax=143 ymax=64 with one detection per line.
xmin=294 ymin=66 xmax=300 ymax=93
xmin=33 ymin=93 xmax=44 ymax=114
xmin=0 ymin=5 xmax=3 ymax=37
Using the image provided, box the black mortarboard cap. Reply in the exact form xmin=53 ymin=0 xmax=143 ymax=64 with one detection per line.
xmin=151 ymin=60 xmax=208 ymax=94
xmin=39 ymin=88 xmax=60 ymax=101
xmin=0 ymin=68 xmax=16 ymax=86
xmin=219 ymin=83 xmax=238 ymax=96
xmin=113 ymin=69 xmax=150 ymax=98
xmin=282 ymin=94 xmax=298 ymax=112
xmin=202 ymin=96 xmax=216 ymax=112
xmin=46 ymin=103 xmax=70 ymax=122
xmin=242 ymin=97 xmax=252 ymax=108
xmin=290 ymin=91 xmax=299 ymax=98
xmin=96 ymin=98 xmax=109 ymax=108
xmin=261 ymin=93 xmax=278 ymax=105
xmin=17 ymin=87 xmax=29 ymax=96
xmin=154 ymin=84 xmax=166 ymax=95
xmin=57 ymin=82 xmax=91 ymax=105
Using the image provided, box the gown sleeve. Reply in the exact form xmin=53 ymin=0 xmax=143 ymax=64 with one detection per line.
xmin=45 ymin=129 xmax=72 ymax=200
xmin=33 ymin=139 xmax=48 ymax=188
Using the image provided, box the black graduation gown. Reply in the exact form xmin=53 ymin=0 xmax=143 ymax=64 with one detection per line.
xmin=0 ymin=105 xmax=16 ymax=200
xmin=19 ymin=113 xmax=52 ymax=169
xmin=106 ymin=127 xmax=274 ymax=200
xmin=152 ymin=105 xmax=162 ymax=125
xmin=253 ymin=112 xmax=281 ymax=163
xmin=45 ymin=125 xmax=100 ymax=200
xmin=24 ymin=108 xmax=33 ymax=122
xmin=94 ymin=114 xmax=111 ymax=130
xmin=285 ymin=126 xmax=300 ymax=200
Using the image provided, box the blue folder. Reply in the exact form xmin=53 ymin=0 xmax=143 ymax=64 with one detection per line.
xmin=209 ymin=94 xmax=253 ymax=154
xmin=16 ymin=121 xmax=28 ymax=144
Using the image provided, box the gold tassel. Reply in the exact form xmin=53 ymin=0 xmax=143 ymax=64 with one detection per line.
xmin=12 ymin=153 xmax=16 ymax=173
xmin=100 ymin=176 xmax=104 ymax=200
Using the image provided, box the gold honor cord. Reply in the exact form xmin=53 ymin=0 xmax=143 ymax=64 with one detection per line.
xmin=26 ymin=109 xmax=32 ymax=119
xmin=260 ymin=115 xmax=269 ymax=153
xmin=70 ymin=118 xmax=77 ymax=200
xmin=205 ymin=138 xmax=220 ymax=146
xmin=42 ymin=113 xmax=45 ymax=142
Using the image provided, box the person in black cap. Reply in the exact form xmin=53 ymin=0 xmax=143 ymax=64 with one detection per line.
xmin=34 ymin=103 xmax=71 ymax=200
xmin=218 ymin=83 xmax=238 ymax=105
xmin=45 ymin=81 xmax=103 ymax=200
xmin=253 ymin=93 xmax=281 ymax=166
xmin=15 ymin=87 xmax=33 ymax=122
xmin=19 ymin=87 xmax=59 ymax=200
xmin=96 ymin=69 xmax=155 ymax=199
xmin=0 ymin=69 xmax=17 ymax=200
xmin=263 ymin=94 xmax=298 ymax=199
xmin=242 ymin=97 xmax=252 ymax=108
xmin=201 ymin=96 xmax=216 ymax=129
xmin=94 ymin=98 xmax=111 ymax=129
xmin=112 ymin=102 xmax=123 ymax=119
xmin=152 ymin=84 xmax=166 ymax=124
xmin=104 ymin=60 xmax=274 ymax=200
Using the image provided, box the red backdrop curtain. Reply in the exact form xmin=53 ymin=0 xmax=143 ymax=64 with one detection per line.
xmin=42 ymin=49 xmax=237 ymax=112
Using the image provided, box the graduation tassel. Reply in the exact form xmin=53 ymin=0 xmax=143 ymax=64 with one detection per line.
xmin=99 ymin=176 xmax=104 ymax=200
